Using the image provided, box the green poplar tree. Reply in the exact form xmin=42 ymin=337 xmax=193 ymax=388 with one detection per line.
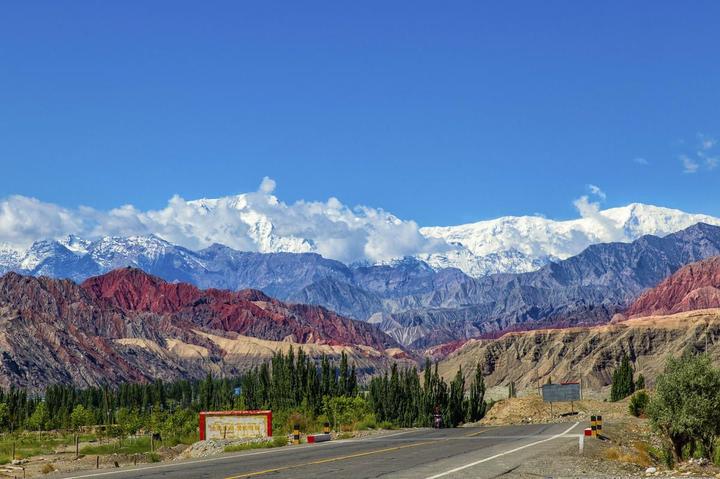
xmin=610 ymin=355 xmax=635 ymax=402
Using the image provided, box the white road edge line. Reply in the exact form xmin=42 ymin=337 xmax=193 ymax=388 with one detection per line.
xmin=60 ymin=429 xmax=420 ymax=479
xmin=59 ymin=443 xmax=339 ymax=479
xmin=424 ymin=422 xmax=580 ymax=479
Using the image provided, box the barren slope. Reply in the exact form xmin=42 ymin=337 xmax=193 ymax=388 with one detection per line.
xmin=437 ymin=309 xmax=720 ymax=392
xmin=0 ymin=269 xmax=409 ymax=390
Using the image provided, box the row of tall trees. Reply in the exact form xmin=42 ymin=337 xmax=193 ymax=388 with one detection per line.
xmin=368 ymin=359 xmax=486 ymax=428
xmin=241 ymin=349 xmax=357 ymax=415
xmin=0 ymin=349 xmax=358 ymax=432
xmin=0 ymin=350 xmax=485 ymax=434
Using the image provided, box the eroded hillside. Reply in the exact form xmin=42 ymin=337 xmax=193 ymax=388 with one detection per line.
xmin=437 ymin=309 xmax=720 ymax=392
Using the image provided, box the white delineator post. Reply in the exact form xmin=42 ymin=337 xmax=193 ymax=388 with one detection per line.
xmin=579 ymin=433 xmax=584 ymax=454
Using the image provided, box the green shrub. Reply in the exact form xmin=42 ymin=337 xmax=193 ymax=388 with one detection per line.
xmin=272 ymin=435 xmax=288 ymax=447
xmin=356 ymin=414 xmax=377 ymax=430
xmin=648 ymin=444 xmax=674 ymax=469
xmin=713 ymin=441 xmax=720 ymax=466
xmin=224 ymin=441 xmax=270 ymax=453
xmin=323 ymin=396 xmax=370 ymax=431
xmin=377 ymin=421 xmax=395 ymax=430
xmin=224 ymin=436 xmax=288 ymax=453
xmin=647 ymin=354 xmax=720 ymax=461
xmin=635 ymin=374 xmax=646 ymax=390
xmin=629 ymin=390 xmax=649 ymax=417
xmin=70 ymin=405 xmax=95 ymax=430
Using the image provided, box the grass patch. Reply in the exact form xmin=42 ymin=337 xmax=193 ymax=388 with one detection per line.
xmin=632 ymin=442 xmax=653 ymax=468
xmin=603 ymin=443 xmax=652 ymax=467
xmin=0 ymin=432 xmax=99 ymax=461
xmin=356 ymin=415 xmax=377 ymax=430
xmin=160 ymin=432 xmax=199 ymax=448
xmin=377 ymin=421 xmax=396 ymax=430
xmin=80 ymin=437 xmax=151 ymax=455
xmin=224 ymin=435 xmax=288 ymax=453
xmin=41 ymin=463 xmax=56 ymax=474
xmin=271 ymin=435 xmax=288 ymax=447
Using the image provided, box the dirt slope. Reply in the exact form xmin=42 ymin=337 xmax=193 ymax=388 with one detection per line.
xmin=438 ymin=309 xmax=720 ymax=393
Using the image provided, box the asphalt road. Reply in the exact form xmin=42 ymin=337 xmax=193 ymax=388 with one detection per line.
xmin=55 ymin=422 xmax=582 ymax=479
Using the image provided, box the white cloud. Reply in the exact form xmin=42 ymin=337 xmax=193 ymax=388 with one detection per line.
xmin=678 ymin=133 xmax=718 ymax=174
xmin=588 ymin=184 xmax=607 ymax=201
xmin=0 ymin=178 xmax=450 ymax=264
xmin=0 ymin=196 xmax=88 ymax=249
xmin=698 ymin=133 xmax=717 ymax=151
xmin=258 ymin=176 xmax=276 ymax=194
xmin=572 ymin=195 xmax=626 ymax=243
xmin=4 ymin=178 xmax=720 ymax=275
xmin=681 ymin=155 xmax=700 ymax=174
xmin=633 ymin=157 xmax=649 ymax=165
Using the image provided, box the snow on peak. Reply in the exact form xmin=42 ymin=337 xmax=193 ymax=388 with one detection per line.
xmin=0 ymin=243 xmax=21 ymax=272
xmin=419 ymin=202 xmax=720 ymax=275
xmin=59 ymin=234 xmax=91 ymax=254
xmin=88 ymin=235 xmax=174 ymax=267
xmin=1 ymin=178 xmax=719 ymax=277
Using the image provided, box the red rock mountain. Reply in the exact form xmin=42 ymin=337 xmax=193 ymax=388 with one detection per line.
xmin=81 ymin=268 xmax=394 ymax=347
xmin=626 ymin=256 xmax=720 ymax=317
xmin=0 ymin=268 xmax=406 ymax=390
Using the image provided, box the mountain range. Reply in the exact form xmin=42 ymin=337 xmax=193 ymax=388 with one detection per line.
xmin=3 ymin=220 xmax=720 ymax=347
xmin=0 ymin=268 xmax=407 ymax=390
xmin=418 ymin=203 xmax=720 ymax=276
xmin=2 ymin=198 xmax=720 ymax=277
xmin=437 ymin=253 xmax=720 ymax=393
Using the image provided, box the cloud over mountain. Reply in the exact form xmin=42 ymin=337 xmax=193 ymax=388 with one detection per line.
xmin=2 ymin=179 xmax=720 ymax=275
xmin=0 ymin=179 xmax=449 ymax=264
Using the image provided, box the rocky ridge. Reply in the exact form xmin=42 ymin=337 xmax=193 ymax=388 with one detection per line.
xmin=4 ymin=223 xmax=720 ymax=348
xmin=0 ymin=269 xmax=407 ymax=390
xmin=437 ymin=309 xmax=720 ymax=393
xmin=626 ymin=256 xmax=720 ymax=317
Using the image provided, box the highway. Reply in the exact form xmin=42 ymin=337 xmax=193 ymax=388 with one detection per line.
xmin=55 ymin=422 xmax=582 ymax=479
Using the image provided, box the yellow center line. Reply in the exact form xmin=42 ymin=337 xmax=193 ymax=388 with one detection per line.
xmin=465 ymin=427 xmax=491 ymax=437
xmin=224 ymin=441 xmax=433 ymax=479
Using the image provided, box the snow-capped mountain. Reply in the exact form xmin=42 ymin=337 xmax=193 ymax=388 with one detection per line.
xmin=5 ymin=223 xmax=720 ymax=348
xmin=187 ymin=195 xmax=316 ymax=255
xmin=419 ymin=203 xmax=720 ymax=275
xmin=2 ymin=186 xmax=720 ymax=278
xmin=0 ymin=243 xmax=20 ymax=274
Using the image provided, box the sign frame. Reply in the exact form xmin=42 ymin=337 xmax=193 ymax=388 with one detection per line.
xmin=199 ymin=410 xmax=273 ymax=440
xmin=541 ymin=382 xmax=581 ymax=403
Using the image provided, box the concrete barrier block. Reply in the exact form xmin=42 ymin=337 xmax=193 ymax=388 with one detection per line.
xmin=307 ymin=433 xmax=331 ymax=443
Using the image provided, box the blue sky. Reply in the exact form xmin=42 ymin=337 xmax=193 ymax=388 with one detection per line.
xmin=1 ymin=1 xmax=719 ymax=226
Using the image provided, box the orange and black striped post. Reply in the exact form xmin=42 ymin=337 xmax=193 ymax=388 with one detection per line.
xmin=293 ymin=424 xmax=300 ymax=445
xmin=596 ymin=415 xmax=602 ymax=436
xmin=590 ymin=415 xmax=597 ymax=437
xmin=323 ymin=422 xmax=330 ymax=434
